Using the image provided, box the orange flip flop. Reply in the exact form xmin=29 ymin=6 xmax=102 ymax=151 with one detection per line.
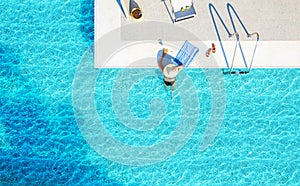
xmin=206 ymin=48 xmax=212 ymax=57
xmin=212 ymin=43 xmax=216 ymax=53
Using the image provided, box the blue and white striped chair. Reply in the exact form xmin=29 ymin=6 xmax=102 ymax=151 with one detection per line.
xmin=173 ymin=40 xmax=199 ymax=67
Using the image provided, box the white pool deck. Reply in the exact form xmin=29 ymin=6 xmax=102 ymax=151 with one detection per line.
xmin=95 ymin=0 xmax=300 ymax=68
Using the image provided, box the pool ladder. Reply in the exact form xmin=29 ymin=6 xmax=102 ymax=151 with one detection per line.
xmin=209 ymin=3 xmax=259 ymax=74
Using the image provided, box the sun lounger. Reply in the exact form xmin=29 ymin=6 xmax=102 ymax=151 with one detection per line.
xmin=170 ymin=0 xmax=196 ymax=22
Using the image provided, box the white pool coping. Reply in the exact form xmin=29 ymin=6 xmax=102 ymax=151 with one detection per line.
xmin=95 ymin=0 xmax=300 ymax=68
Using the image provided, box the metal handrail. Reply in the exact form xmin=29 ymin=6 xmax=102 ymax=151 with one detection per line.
xmin=209 ymin=3 xmax=259 ymax=74
xmin=208 ymin=3 xmax=239 ymax=70
xmin=227 ymin=3 xmax=259 ymax=73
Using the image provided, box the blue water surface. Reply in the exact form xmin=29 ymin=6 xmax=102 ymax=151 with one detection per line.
xmin=0 ymin=0 xmax=300 ymax=185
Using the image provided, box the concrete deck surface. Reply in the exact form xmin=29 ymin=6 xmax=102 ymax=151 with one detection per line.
xmin=95 ymin=0 xmax=300 ymax=68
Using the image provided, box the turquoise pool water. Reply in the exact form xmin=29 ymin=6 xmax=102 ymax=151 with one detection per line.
xmin=1 ymin=1 xmax=300 ymax=185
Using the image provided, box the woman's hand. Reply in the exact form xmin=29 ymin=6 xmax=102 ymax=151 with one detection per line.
xmin=172 ymin=64 xmax=184 ymax=71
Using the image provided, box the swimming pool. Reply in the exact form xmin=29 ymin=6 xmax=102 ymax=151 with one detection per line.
xmin=0 ymin=0 xmax=299 ymax=185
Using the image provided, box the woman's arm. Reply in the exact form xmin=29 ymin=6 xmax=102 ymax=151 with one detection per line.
xmin=172 ymin=64 xmax=184 ymax=72
xmin=158 ymin=48 xmax=168 ymax=71
xmin=177 ymin=64 xmax=184 ymax=71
